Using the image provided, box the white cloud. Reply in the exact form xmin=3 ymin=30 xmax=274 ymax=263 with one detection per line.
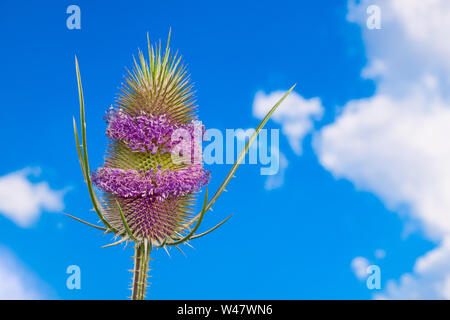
xmin=264 ymin=152 xmax=288 ymax=190
xmin=0 ymin=246 xmax=50 ymax=299
xmin=347 ymin=0 xmax=450 ymax=94
xmin=352 ymin=251 xmax=385 ymax=283
xmin=314 ymin=0 xmax=450 ymax=298
xmin=0 ymin=168 xmax=65 ymax=227
xmin=378 ymin=237 xmax=450 ymax=299
xmin=375 ymin=249 xmax=386 ymax=260
xmin=315 ymin=91 xmax=450 ymax=240
xmin=351 ymin=256 xmax=370 ymax=281
xmin=253 ymin=90 xmax=324 ymax=155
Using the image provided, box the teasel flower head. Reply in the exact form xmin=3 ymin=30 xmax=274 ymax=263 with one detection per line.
xmin=69 ymin=31 xmax=295 ymax=300
xmin=91 ymin=32 xmax=211 ymax=243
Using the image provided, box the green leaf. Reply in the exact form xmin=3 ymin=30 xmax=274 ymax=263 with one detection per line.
xmin=63 ymin=212 xmax=107 ymax=231
xmin=189 ymin=214 xmax=233 ymax=240
xmin=73 ymin=117 xmax=87 ymax=181
xmin=101 ymin=237 xmax=128 ymax=248
xmin=74 ymin=57 xmax=118 ymax=234
xmin=116 ymin=200 xmax=136 ymax=242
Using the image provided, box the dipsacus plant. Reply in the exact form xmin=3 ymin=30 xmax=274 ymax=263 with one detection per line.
xmin=69 ymin=32 xmax=294 ymax=300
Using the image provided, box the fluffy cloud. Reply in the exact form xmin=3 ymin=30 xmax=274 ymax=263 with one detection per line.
xmin=0 ymin=168 xmax=65 ymax=227
xmin=374 ymin=249 xmax=386 ymax=260
xmin=264 ymin=152 xmax=288 ymax=190
xmin=0 ymin=247 xmax=50 ymax=299
xmin=253 ymin=90 xmax=323 ymax=155
xmin=347 ymin=0 xmax=450 ymax=92
xmin=378 ymin=237 xmax=450 ymax=299
xmin=351 ymin=256 xmax=370 ymax=281
xmin=315 ymin=90 xmax=450 ymax=240
xmin=315 ymin=0 xmax=450 ymax=298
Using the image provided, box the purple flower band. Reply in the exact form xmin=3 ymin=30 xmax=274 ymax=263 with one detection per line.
xmin=106 ymin=109 xmax=201 ymax=154
xmin=92 ymin=166 xmax=210 ymax=200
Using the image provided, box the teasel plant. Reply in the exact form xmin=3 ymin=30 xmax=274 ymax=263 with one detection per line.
xmin=67 ymin=31 xmax=294 ymax=300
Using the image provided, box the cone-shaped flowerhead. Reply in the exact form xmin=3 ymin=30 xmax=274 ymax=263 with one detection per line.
xmin=92 ymin=35 xmax=210 ymax=244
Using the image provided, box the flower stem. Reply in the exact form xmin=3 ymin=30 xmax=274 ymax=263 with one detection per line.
xmin=131 ymin=239 xmax=151 ymax=300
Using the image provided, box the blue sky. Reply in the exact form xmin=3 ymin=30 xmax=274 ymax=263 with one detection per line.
xmin=1 ymin=0 xmax=448 ymax=299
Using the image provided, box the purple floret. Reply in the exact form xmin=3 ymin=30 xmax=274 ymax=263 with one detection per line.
xmin=105 ymin=109 xmax=201 ymax=154
xmin=92 ymin=165 xmax=210 ymax=200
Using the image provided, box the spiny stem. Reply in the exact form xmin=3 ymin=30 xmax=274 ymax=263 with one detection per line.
xmin=131 ymin=239 xmax=151 ymax=300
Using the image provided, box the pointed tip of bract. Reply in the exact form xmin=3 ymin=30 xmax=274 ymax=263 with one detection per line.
xmin=166 ymin=27 xmax=172 ymax=48
xmin=116 ymin=33 xmax=197 ymax=123
xmin=75 ymin=55 xmax=80 ymax=71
